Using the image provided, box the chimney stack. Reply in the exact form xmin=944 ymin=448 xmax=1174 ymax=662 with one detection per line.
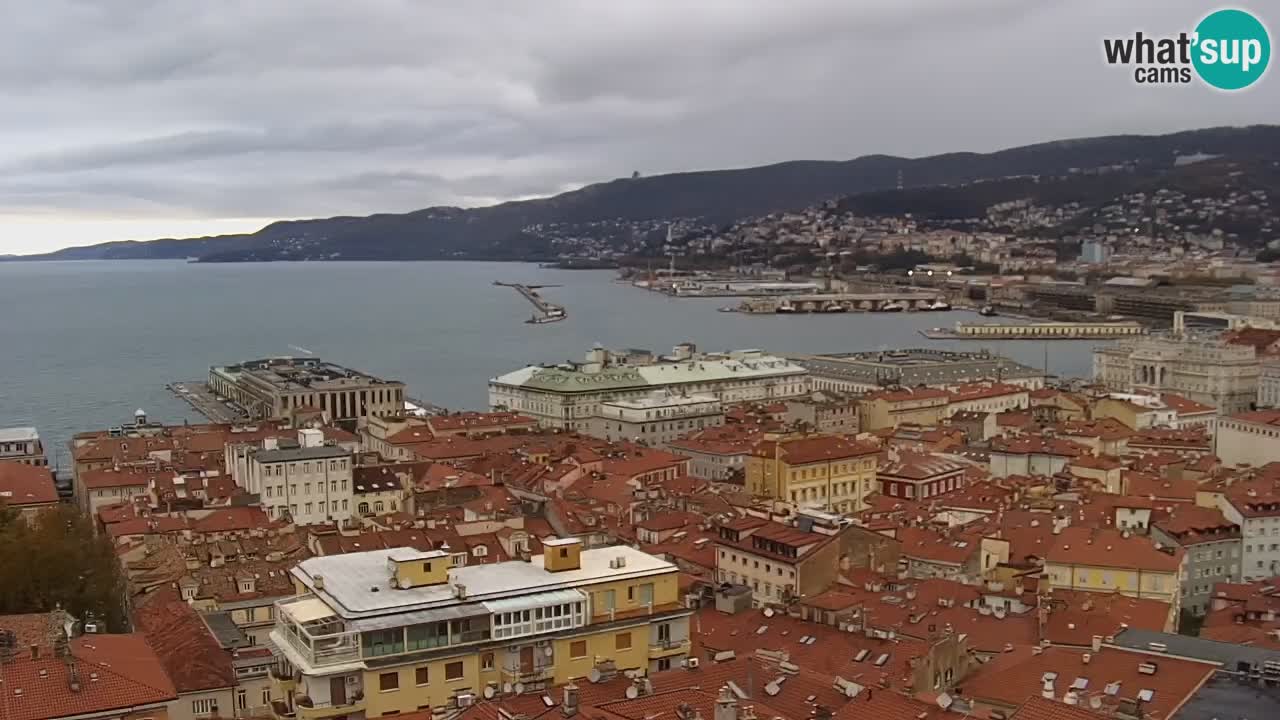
xmin=562 ymin=683 xmax=579 ymax=717
xmin=29 ymin=644 xmax=39 ymax=661
xmin=715 ymin=686 xmax=739 ymax=720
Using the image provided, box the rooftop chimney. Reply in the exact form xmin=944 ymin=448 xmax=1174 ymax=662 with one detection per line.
xmin=562 ymin=683 xmax=579 ymax=717
xmin=715 ymin=686 xmax=739 ymax=720
xmin=29 ymin=644 xmax=39 ymax=661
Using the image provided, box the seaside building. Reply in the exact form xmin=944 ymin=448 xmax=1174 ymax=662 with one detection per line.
xmin=489 ymin=344 xmax=807 ymax=431
xmin=268 ymin=540 xmax=692 ymax=717
xmin=587 ymin=391 xmax=724 ymax=447
xmin=0 ymin=460 xmax=59 ymax=521
xmin=209 ymin=357 xmax=405 ymax=425
xmin=0 ymin=426 xmax=46 ymax=467
xmin=791 ymin=348 xmax=1044 ymax=394
xmin=1092 ymin=335 xmax=1259 ymax=414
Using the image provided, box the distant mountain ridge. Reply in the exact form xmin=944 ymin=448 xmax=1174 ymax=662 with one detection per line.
xmin=14 ymin=124 xmax=1280 ymax=262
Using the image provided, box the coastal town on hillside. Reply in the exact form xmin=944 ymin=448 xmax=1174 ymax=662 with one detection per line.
xmin=6 ymin=315 xmax=1280 ymax=720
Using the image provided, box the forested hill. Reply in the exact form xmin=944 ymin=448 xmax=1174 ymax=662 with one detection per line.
xmin=16 ymin=125 xmax=1280 ymax=262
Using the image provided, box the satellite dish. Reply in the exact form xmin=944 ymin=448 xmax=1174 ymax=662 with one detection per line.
xmin=589 ymin=668 xmax=602 ymax=683
xmin=484 ymin=686 xmax=496 ymax=700
xmin=503 ymin=683 xmax=513 ymax=694
xmin=763 ymin=608 xmax=775 ymax=618
xmin=514 ymin=682 xmax=526 ymax=695
xmin=626 ymin=685 xmax=640 ymax=699
xmin=544 ymin=646 xmax=554 ymax=657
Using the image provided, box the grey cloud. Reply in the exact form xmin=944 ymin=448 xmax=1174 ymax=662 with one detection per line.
xmin=1 ymin=0 xmax=1277 ymax=252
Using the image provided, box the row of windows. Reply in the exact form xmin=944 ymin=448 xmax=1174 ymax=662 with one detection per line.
xmin=717 ymin=550 xmax=797 ymax=579
xmin=264 ymin=479 xmax=349 ymax=497
xmin=261 ymin=460 xmax=348 ymax=476
xmin=266 ymin=499 xmax=348 ymax=518
xmin=788 ymin=461 xmax=872 ymax=480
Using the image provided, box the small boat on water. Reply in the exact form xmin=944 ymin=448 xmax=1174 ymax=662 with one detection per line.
xmin=526 ymin=310 xmax=566 ymax=324
xmin=979 ymin=305 xmax=997 ymax=317
xmin=879 ymin=301 xmax=906 ymax=312
xmin=927 ymin=300 xmax=952 ymax=311
xmin=822 ymin=301 xmax=848 ymax=313
xmin=776 ymin=300 xmax=798 ymax=314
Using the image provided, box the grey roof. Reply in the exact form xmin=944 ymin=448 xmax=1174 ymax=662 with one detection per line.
xmin=1113 ymin=628 xmax=1280 ymax=668
xmin=201 ymin=610 xmax=248 ymax=649
xmin=254 ymin=445 xmax=351 ymax=463
xmin=790 ymin=349 xmax=1041 ymax=386
xmin=1172 ymin=673 xmax=1280 ymax=720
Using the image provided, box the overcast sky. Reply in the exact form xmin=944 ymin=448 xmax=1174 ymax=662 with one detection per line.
xmin=1 ymin=0 xmax=1275 ymax=255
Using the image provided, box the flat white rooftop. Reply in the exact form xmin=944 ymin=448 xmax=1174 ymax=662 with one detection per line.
xmin=292 ymin=545 xmax=675 ymax=619
xmin=0 ymin=427 xmax=39 ymax=444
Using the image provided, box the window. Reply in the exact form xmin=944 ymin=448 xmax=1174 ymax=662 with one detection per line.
xmin=616 ymin=632 xmax=632 ymax=650
xmin=192 ymin=698 xmax=217 ymax=716
xmin=482 ymin=652 xmax=495 ymax=670
xmin=571 ymin=640 xmax=588 ymax=658
xmin=416 ymin=667 xmax=429 ymax=686
xmin=445 ymin=661 xmax=464 ymax=681
xmin=380 ymin=672 xmax=400 ymax=691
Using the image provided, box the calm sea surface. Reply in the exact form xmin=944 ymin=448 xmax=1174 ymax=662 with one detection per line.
xmin=0 ymin=261 xmax=1103 ymax=463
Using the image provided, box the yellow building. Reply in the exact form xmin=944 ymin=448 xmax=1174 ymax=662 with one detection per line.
xmin=1043 ymin=527 xmax=1184 ymax=623
xmin=746 ymin=434 xmax=879 ymax=513
xmin=269 ymin=539 xmax=692 ymax=720
xmin=857 ymin=388 xmax=950 ymax=432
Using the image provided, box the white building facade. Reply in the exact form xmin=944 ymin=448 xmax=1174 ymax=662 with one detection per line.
xmin=490 ymin=346 xmax=808 ymax=431
xmin=1093 ymin=336 xmax=1259 ymax=414
xmin=236 ymin=430 xmax=354 ymax=525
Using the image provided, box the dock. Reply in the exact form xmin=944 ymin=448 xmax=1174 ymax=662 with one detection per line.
xmin=167 ymin=381 xmax=251 ymax=423
xmin=920 ymin=320 xmax=1147 ymax=340
xmin=735 ymin=292 xmax=948 ymax=314
xmin=495 ymin=282 xmax=567 ymax=323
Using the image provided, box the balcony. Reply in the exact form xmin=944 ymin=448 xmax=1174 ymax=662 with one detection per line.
xmin=501 ymin=664 xmax=556 ymax=685
xmin=649 ymin=638 xmax=691 ymax=659
xmin=273 ymin=598 xmax=361 ymax=669
xmin=295 ymin=694 xmax=365 ymax=720
xmin=270 ymin=700 xmax=296 ymax=720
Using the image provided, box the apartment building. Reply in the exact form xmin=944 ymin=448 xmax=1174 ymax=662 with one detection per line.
xmin=793 ymin=349 xmax=1044 ymax=393
xmin=877 ymin=451 xmax=969 ymax=501
xmin=587 ymin=392 xmax=724 ymax=447
xmin=1150 ymin=505 xmax=1241 ymax=616
xmin=857 ymin=387 xmax=950 ymax=431
xmin=713 ymin=516 xmax=849 ymax=604
xmin=269 ymin=540 xmax=692 ymax=719
xmin=1215 ymin=410 xmax=1280 ymax=468
xmin=0 ymin=426 xmax=46 ymax=466
xmin=237 ymin=429 xmax=354 ymax=525
xmin=1218 ymin=477 xmax=1280 ymax=580
xmin=1044 ymin=527 xmax=1185 ymax=620
xmin=489 ymin=345 xmax=808 ymax=431
xmin=746 ymin=434 xmax=879 ymax=513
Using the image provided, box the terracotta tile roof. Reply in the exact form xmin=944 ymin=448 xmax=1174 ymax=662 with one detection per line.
xmin=991 ymin=436 xmax=1087 ymax=457
xmin=1228 ymin=409 xmax=1280 ymax=426
xmin=0 ymin=461 xmax=58 ymax=506
xmin=668 ymin=424 xmax=764 ymax=456
xmin=1012 ymin=696 xmax=1111 ymax=720
xmin=833 ymin=690 xmax=948 ymax=720
xmin=897 ymin=526 xmax=982 ymax=566
xmin=1057 ymin=419 xmax=1134 ymax=442
xmin=0 ymin=633 xmax=177 ymax=720
xmin=752 ymin=435 xmax=879 ymax=464
xmin=427 ymin=411 xmax=537 ymax=433
xmin=134 ymin=588 xmax=235 ymax=693
xmin=1047 ymin=527 xmax=1183 ymax=573
xmin=960 ymin=646 xmax=1215 ymax=720
xmin=949 ymin=382 xmax=1028 ymax=402
xmin=879 ymin=451 xmax=967 ymax=480
xmin=1068 ymin=454 xmax=1124 ymax=471
xmin=79 ymin=465 xmax=167 ymax=490
xmin=1151 ymin=504 xmax=1238 ymax=544
xmin=862 ymin=387 xmax=950 ymax=403
xmin=1041 ymin=589 xmax=1170 ymax=646
xmin=1157 ymin=394 xmax=1215 ymax=416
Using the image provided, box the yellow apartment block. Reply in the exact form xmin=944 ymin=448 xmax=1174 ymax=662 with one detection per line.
xmin=269 ymin=539 xmax=692 ymax=720
xmin=747 ymin=434 xmax=879 ymax=513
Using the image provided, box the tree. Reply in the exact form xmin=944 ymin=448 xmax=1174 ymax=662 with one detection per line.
xmin=0 ymin=505 xmax=128 ymax=631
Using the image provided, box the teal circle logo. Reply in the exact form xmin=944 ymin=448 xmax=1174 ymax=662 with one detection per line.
xmin=1192 ymin=9 xmax=1270 ymax=90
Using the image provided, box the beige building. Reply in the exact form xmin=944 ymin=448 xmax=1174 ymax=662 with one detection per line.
xmin=781 ymin=390 xmax=859 ymax=433
xmin=858 ymin=387 xmax=950 ymax=431
xmin=210 ymin=357 xmax=405 ymax=425
xmin=490 ymin=344 xmax=808 ymax=431
xmin=1093 ymin=335 xmax=1259 ymax=414
xmin=1044 ymin=527 xmax=1185 ymax=618
xmin=0 ymin=427 xmax=46 ymax=467
xmin=587 ymin=391 xmax=723 ymax=446
xmin=1215 ymin=410 xmax=1280 ymax=468
xmin=235 ymin=429 xmax=354 ymax=525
